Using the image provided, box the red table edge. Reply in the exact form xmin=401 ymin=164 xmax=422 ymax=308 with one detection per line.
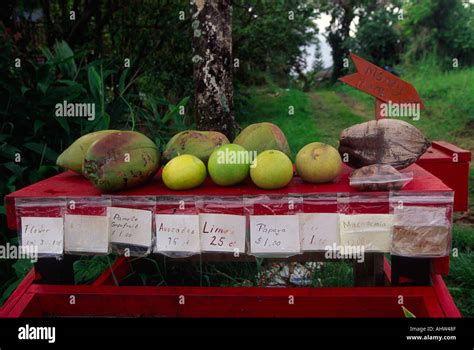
xmin=0 ymin=257 xmax=460 ymax=318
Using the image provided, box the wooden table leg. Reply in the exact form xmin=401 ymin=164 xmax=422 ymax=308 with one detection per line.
xmin=391 ymin=256 xmax=431 ymax=286
xmin=35 ymin=255 xmax=78 ymax=284
xmin=353 ymin=253 xmax=385 ymax=286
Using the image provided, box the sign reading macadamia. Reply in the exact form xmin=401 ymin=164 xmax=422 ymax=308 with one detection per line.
xmin=339 ymin=214 xmax=393 ymax=252
xmin=250 ymin=215 xmax=300 ymax=255
xmin=155 ymin=214 xmax=200 ymax=253
xmin=200 ymin=214 xmax=246 ymax=253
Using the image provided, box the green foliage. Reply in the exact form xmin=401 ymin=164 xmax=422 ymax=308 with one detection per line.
xmin=74 ymin=256 xmax=116 ymax=285
xmin=402 ymin=0 xmax=474 ymax=67
xmin=233 ymin=1 xmax=318 ymax=86
xmin=0 ymin=29 xmax=190 ymax=302
xmin=354 ymin=1 xmax=402 ymax=67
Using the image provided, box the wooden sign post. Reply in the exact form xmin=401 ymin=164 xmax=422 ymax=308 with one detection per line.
xmin=339 ymin=53 xmax=424 ymax=119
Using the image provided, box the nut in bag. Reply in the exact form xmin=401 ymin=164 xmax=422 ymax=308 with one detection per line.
xmin=350 ymin=164 xmax=413 ymax=191
xmin=390 ymin=192 xmax=453 ymax=257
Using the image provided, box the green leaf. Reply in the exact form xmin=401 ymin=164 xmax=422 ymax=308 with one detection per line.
xmin=33 ymin=120 xmax=45 ymax=134
xmin=53 ymin=40 xmax=77 ymax=79
xmin=37 ymin=82 xmax=49 ymax=94
xmin=401 ymin=306 xmax=416 ymax=318
xmin=161 ymin=96 xmax=190 ymax=123
xmin=20 ymin=86 xmax=30 ymax=95
xmin=53 ymin=116 xmax=70 ymax=134
xmin=118 ymin=68 xmax=130 ymax=95
xmin=4 ymin=162 xmax=27 ymax=177
xmin=24 ymin=142 xmax=59 ymax=162
xmin=88 ymin=66 xmax=102 ymax=104
xmin=0 ymin=143 xmax=21 ymax=160
xmin=13 ymin=259 xmax=33 ymax=278
xmin=0 ymin=278 xmax=22 ymax=305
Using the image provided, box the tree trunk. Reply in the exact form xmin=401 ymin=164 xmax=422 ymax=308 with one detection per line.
xmin=328 ymin=2 xmax=355 ymax=82
xmin=192 ymin=0 xmax=237 ymax=140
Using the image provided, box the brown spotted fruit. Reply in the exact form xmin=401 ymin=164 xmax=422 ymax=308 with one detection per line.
xmin=234 ymin=122 xmax=291 ymax=157
xmin=56 ymin=130 xmax=119 ymax=173
xmin=82 ymin=131 xmax=160 ymax=192
xmin=162 ymin=130 xmax=229 ymax=164
xmin=339 ymin=119 xmax=430 ymax=169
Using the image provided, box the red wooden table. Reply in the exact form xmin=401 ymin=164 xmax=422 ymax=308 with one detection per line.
xmin=1 ymin=142 xmax=468 ymax=318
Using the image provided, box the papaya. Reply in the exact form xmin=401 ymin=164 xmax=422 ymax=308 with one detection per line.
xmin=162 ymin=130 xmax=229 ymax=164
xmin=82 ymin=131 xmax=160 ymax=192
xmin=56 ymin=130 xmax=119 ymax=173
xmin=233 ymin=122 xmax=291 ymax=157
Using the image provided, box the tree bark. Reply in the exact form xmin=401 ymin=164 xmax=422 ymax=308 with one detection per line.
xmin=192 ymin=0 xmax=237 ymax=140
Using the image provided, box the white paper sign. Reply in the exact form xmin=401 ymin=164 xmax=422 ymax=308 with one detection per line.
xmin=299 ymin=213 xmax=339 ymax=251
xmin=339 ymin=214 xmax=393 ymax=252
xmin=64 ymin=215 xmax=110 ymax=254
xmin=250 ymin=215 xmax=300 ymax=255
xmin=21 ymin=217 xmax=64 ymax=255
xmin=394 ymin=206 xmax=448 ymax=226
xmin=200 ymin=214 xmax=246 ymax=253
xmin=108 ymin=207 xmax=152 ymax=247
xmin=155 ymin=214 xmax=200 ymax=253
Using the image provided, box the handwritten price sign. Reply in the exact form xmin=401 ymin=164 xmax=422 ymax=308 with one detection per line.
xmin=200 ymin=214 xmax=246 ymax=253
xmin=21 ymin=217 xmax=64 ymax=255
xmin=250 ymin=215 xmax=300 ymax=256
xmin=339 ymin=214 xmax=394 ymax=252
xmin=299 ymin=213 xmax=339 ymax=251
xmin=155 ymin=214 xmax=200 ymax=253
xmin=108 ymin=207 xmax=152 ymax=247
xmin=64 ymin=215 xmax=110 ymax=254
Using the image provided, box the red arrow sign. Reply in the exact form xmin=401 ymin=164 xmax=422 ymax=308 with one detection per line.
xmin=339 ymin=53 xmax=424 ymax=119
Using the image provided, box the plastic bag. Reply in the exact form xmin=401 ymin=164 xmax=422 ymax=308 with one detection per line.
xmin=299 ymin=194 xmax=339 ymax=252
xmin=64 ymin=197 xmax=111 ymax=255
xmin=245 ymin=195 xmax=302 ymax=258
xmin=349 ymin=164 xmax=413 ymax=191
xmin=15 ymin=197 xmax=67 ymax=260
xmin=337 ymin=193 xmax=392 ymax=253
xmin=107 ymin=196 xmax=155 ymax=257
xmin=390 ymin=191 xmax=453 ymax=257
xmin=196 ymin=197 xmax=246 ymax=256
xmin=154 ymin=196 xmax=200 ymax=257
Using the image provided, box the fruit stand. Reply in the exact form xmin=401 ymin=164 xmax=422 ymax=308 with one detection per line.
xmin=1 ymin=52 xmax=470 ymax=318
xmin=0 ymin=141 xmax=469 ymax=317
